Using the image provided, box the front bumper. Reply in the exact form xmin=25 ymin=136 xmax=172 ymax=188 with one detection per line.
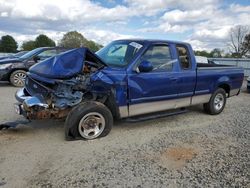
xmin=15 ymin=88 xmax=69 ymax=119
xmin=0 ymin=69 xmax=10 ymax=81
xmin=15 ymin=88 xmax=49 ymax=108
xmin=15 ymin=88 xmax=49 ymax=118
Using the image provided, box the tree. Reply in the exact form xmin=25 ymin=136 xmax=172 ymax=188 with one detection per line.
xmin=0 ymin=35 xmax=18 ymax=53
xmin=210 ymin=48 xmax=222 ymax=58
xmin=228 ymin=25 xmax=249 ymax=58
xmin=194 ymin=50 xmax=211 ymax=57
xmin=59 ymin=31 xmax=88 ymax=48
xmin=59 ymin=31 xmax=102 ymax=51
xmin=242 ymin=33 xmax=250 ymax=56
xmin=35 ymin=34 xmax=56 ymax=48
xmin=21 ymin=40 xmax=36 ymax=51
xmin=86 ymin=40 xmax=103 ymax=52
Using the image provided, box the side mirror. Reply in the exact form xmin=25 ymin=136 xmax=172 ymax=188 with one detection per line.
xmin=33 ymin=56 xmax=40 ymax=62
xmin=138 ymin=60 xmax=153 ymax=73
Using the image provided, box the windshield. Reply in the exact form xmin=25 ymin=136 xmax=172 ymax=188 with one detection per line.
xmin=19 ymin=48 xmax=44 ymax=59
xmin=96 ymin=41 xmax=143 ymax=67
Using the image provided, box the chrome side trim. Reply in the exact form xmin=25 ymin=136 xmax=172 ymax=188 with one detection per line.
xmin=197 ymin=66 xmax=240 ymax=70
xmin=119 ymin=93 xmax=212 ymax=118
xmin=191 ymin=94 xmax=211 ymax=105
xmin=229 ymin=89 xmax=240 ymax=97
xmin=128 ymin=97 xmax=191 ymax=117
xmin=119 ymin=106 xmax=129 ymax=118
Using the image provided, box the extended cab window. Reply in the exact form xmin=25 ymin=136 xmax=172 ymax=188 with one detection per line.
xmin=176 ymin=45 xmax=191 ymax=69
xmin=140 ymin=45 xmax=173 ymax=71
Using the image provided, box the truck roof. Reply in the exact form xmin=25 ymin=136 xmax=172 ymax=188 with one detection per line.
xmin=114 ymin=39 xmax=190 ymax=45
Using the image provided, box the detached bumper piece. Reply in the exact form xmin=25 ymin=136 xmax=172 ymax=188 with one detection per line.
xmin=15 ymin=88 xmax=69 ymax=119
xmin=0 ymin=119 xmax=31 ymax=130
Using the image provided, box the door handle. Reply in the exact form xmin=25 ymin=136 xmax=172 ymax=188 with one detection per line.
xmin=169 ymin=77 xmax=178 ymax=82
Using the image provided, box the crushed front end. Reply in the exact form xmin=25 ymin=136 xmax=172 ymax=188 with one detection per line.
xmin=14 ymin=47 xmax=108 ymax=120
xmin=15 ymin=74 xmax=88 ymax=119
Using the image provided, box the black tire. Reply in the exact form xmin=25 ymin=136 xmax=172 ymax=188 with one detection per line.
xmin=10 ymin=70 xmax=27 ymax=87
xmin=203 ymin=88 xmax=227 ymax=115
xmin=65 ymin=101 xmax=113 ymax=140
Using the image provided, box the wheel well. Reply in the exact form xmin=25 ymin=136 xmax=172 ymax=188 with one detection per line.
xmin=104 ymin=95 xmax=120 ymax=120
xmin=8 ymin=68 xmax=28 ymax=81
xmin=218 ymin=84 xmax=230 ymax=96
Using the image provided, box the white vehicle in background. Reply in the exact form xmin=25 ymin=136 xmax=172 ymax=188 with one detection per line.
xmin=195 ymin=56 xmax=215 ymax=64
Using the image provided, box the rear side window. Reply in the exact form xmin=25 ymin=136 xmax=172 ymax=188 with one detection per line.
xmin=140 ymin=45 xmax=173 ymax=71
xmin=176 ymin=45 xmax=191 ymax=69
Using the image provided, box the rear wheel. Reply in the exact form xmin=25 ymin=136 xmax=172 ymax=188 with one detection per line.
xmin=10 ymin=70 xmax=27 ymax=87
xmin=65 ymin=101 xmax=113 ymax=140
xmin=204 ymin=88 xmax=227 ymax=115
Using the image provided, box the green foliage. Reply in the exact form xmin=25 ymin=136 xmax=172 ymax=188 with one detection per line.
xmin=0 ymin=35 xmax=18 ymax=53
xmin=21 ymin=34 xmax=56 ymax=51
xmin=35 ymin=34 xmax=56 ymax=47
xmin=59 ymin=31 xmax=102 ymax=52
xmin=85 ymin=40 xmax=103 ymax=52
xmin=59 ymin=31 xmax=86 ymax=48
xmin=194 ymin=50 xmax=212 ymax=57
xmin=195 ymin=48 xmax=223 ymax=58
xmin=210 ymin=48 xmax=222 ymax=58
xmin=21 ymin=40 xmax=36 ymax=51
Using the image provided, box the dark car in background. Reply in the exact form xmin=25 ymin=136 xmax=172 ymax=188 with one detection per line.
xmin=0 ymin=51 xmax=28 ymax=61
xmin=0 ymin=47 xmax=68 ymax=87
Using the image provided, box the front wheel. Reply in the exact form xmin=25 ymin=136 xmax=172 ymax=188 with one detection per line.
xmin=203 ymin=88 xmax=227 ymax=115
xmin=65 ymin=101 xmax=113 ymax=140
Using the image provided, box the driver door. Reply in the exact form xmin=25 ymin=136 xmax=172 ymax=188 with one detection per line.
xmin=128 ymin=44 xmax=179 ymax=116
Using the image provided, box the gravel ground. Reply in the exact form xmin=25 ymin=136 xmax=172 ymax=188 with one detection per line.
xmin=0 ymin=81 xmax=249 ymax=188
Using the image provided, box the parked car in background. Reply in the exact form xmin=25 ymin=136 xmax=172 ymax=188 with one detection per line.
xmin=247 ymin=77 xmax=250 ymax=93
xmin=195 ymin=56 xmax=215 ymax=64
xmin=0 ymin=47 xmax=68 ymax=87
xmin=14 ymin=39 xmax=244 ymax=140
xmin=0 ymin=53 xmax=14 ymax=59
xmin=0 ymin=51 xmax=28 ymax=60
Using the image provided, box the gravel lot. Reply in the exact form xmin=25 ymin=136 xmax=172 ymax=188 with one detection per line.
xmin=0 ymin=81 xmax=249 ymax=188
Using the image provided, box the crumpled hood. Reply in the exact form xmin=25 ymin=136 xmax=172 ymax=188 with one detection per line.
xmin=29 ymin=48 xmax=105 ymax=79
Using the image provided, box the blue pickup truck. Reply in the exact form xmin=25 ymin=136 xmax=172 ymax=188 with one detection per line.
xmin=15 ymin=39 xmax=244 ymax=140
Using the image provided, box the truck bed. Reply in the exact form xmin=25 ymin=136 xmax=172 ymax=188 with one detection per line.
xmin=195 ymin=63 xmax=244 ymax=98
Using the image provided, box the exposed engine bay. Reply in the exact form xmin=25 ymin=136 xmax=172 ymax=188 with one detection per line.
xmin=51 ymin=62 xmax=98 ymax=109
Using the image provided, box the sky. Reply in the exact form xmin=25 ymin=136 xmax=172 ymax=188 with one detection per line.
xmin=0 ymin=0 xmax=249 ymax=51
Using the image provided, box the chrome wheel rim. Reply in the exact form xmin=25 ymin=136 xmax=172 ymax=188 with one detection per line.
xmin=78 ymin=112 xmax=105 ymax=139
xmin=13 ymin=72 xmax=26 ymax=87
xmin=214 ymin=93 xmax=224 ymax=111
